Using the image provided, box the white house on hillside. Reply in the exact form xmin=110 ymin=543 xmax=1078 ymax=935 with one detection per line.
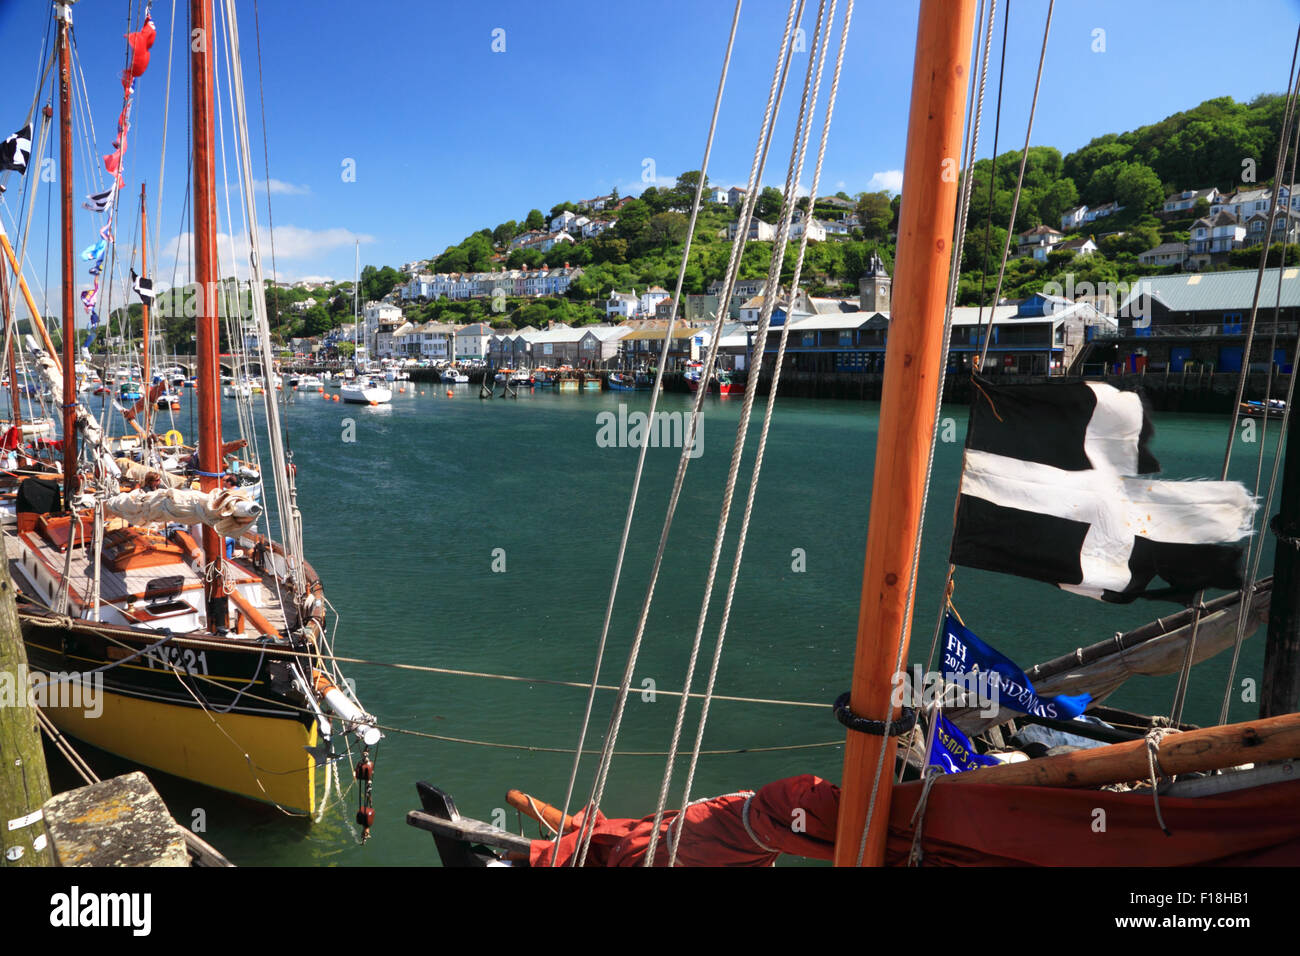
xmin=606 ymin=290 xmax=637 ymax=319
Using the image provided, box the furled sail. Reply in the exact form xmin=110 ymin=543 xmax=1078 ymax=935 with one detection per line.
xmin=27 ymin=343 xmax=121 ymax=482
xmin=103 ymin=487 xmax=261 ymax=537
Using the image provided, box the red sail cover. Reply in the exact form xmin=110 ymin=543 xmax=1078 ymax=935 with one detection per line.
xmin=528 ymin=775 xmax=1300 ymax=866
xmin=885 ymin=778 xmax=1300 ymax=866
xmin=529 ymin=774 xmax=839 ymax=867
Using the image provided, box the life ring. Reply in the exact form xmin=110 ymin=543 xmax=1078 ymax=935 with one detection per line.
xmin=163 ymin=429 xmax=184 ymax=447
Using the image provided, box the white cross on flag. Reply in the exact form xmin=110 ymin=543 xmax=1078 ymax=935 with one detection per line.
xmin=0 ymin=124 xmax=32 ymax=175
xmin=950 ymin=378 xmax=1254 ymax=604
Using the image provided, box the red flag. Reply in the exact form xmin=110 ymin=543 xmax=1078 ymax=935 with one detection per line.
xmin=123 ymin=17 xmax=157 ymax=85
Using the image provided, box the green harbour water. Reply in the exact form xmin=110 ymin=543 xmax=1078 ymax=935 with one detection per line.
xmin=47 ymin=383 xmax=1283 ymax=866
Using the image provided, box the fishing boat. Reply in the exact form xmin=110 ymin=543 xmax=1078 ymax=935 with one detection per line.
xmin=712 ymin=369 xmax=740 ymax=396
xmin=408 ymin=0 xmax=1300 ymax=867
xmin=440 ymin=367 xmax=469 ymax=384
xmin=4 ymin=1 xmax=381 ymax=820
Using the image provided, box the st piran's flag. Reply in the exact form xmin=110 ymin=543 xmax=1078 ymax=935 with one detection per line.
xmin=950 ymin=376 xmax=1254 ymax=604
xmin=0 ymin=124 xmax=32 ymax=175
xmin=131 ymin=269 xmax=154 ymax=307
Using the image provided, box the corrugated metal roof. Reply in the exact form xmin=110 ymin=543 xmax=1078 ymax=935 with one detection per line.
xmin=1118 ymin=267 xmax=1300 ymax=313
xmin=949 ymin=305 xmax=1020 ymax=326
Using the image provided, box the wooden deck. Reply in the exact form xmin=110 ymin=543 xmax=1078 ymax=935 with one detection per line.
xmin=5 ymin=528 xmax=291 ymax=636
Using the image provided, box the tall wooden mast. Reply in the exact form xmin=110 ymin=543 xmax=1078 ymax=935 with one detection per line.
xmin=192 ymin=0 xmax=228 ymax=631
xmin=833 ymin=0 xmax=976 ymax=867
xmin=57 ymin=2 xmax=76 ymax=510
xmin=140 ymin=183 xmax=151 ymax=439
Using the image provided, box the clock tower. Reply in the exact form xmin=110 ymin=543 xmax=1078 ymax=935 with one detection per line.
xmin=858 ymin=253 xmax=892 ymax=313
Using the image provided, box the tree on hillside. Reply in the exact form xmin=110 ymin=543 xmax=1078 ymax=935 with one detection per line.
xmin=360 ymin=265 xmax=403 ymax=302
xmin=614 ymin=199 xmax=651 ymax=241
xmin=855 ymin=190 xmax=893 ymax=239
xmin=300 ymin=304 xmax=333 ymax=337
xmin=549 ymin=201 xmax=577 ymax=220
xmin=671 ymin=170 xmax=708 ymax=207
xmin=639 ymin=186 xmax=669 ymax=214
xmin=1113 ymin=163 xmax=1165 ymax=213
xmin=1038 ymin=178 xmax=1079 ymax=228
xmin=492 ymin=220 xmax=519 ymax=245
xmin=648 ymin=211 xmax=689 ymax=251
xmin=755 ymin=186 xmax=784 ymax=221
xmin=524 ymin=209 xmax=545 ymax=231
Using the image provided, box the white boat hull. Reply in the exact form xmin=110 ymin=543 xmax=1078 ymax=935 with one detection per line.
xmin=340 ymin=383 xmax=393 ymax=405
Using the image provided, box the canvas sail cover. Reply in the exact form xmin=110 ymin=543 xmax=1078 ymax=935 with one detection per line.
xmin=950 ymin=377 xmax=1254 ymax=604
xmin=103 ymin=487 xmax=261 ymax=537
xmin=528 ymin=775 xmax=838 ymax=866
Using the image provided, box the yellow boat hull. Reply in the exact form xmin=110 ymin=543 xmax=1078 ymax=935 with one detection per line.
xmin=43 ymin=691 xmax=320 ymax=815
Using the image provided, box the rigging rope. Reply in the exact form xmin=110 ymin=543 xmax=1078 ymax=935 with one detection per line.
xmin=1218 ymin=62 xmax=1300 ymax=723
xmin=550 ymin=1 xmax=745 ymax=860
xmin=572 ymin=0 xmax=807 ymax=867
xmin=976 ymin=0 xmax=1053 ymax=371
xmin=661 ymin=0 xmax=851 ymax=868
xmin=1170 ymin=28 xmax=1300 ymax=726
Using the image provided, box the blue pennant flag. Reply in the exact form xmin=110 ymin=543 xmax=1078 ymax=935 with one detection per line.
xmin=80 ymin=238 xmax=106 ymax=262
xmin=83 ymin=329 xmax=97 ymax=350
xmin=942 ymin=613 xmax=1091 ymax=720
xmin=929 ymin=713 xmax=1000 ymax=774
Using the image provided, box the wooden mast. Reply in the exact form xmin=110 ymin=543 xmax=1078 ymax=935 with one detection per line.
xmin=57 ymin=2 xmax=76 ymax=511
xmin=1261 ymin=398 xmax=1300 ymax=717
xmin=192 ymin=0 xmax=228 ymax=631
xmin=833 ymin=0 xmax=976 ymax=867
xmin=140 ymin=183 xmax=152 ymax=440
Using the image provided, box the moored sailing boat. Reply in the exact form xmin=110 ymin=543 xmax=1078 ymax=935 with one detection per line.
xmin=4 ymin=1 xmax=380 ymax=819
xmin=408 ymin=0 xmax=1300 ymax=866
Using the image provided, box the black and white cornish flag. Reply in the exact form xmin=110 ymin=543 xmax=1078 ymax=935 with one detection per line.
xmin=0 ymin=124 xmax=32 ymax=175
xmin=83 ymin=183 xmax=118 ymax=213
xmin=131 ymin=269 xmax=154 ymax=307
xmin=950 ymin=377 xmax=1254 ymax=604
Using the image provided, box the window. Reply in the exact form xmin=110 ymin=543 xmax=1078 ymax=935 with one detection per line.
xmin=839 ymin=331 xmax=853 ymax=347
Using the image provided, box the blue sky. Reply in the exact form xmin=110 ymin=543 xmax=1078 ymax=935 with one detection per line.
xmin=1 ymin=0 xmax=1299 ymax=320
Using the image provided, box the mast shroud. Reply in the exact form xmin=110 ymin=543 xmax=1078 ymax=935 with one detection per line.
xmin=833 ymin=0 xmax=976 ymax=867
xmin=191 ymin=0 xmax=229 ymax=629
xmin=140 ymin=184 xmax=152 ymax=439
xmin=1262 ymin=401 xmax=1300 ymax=717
